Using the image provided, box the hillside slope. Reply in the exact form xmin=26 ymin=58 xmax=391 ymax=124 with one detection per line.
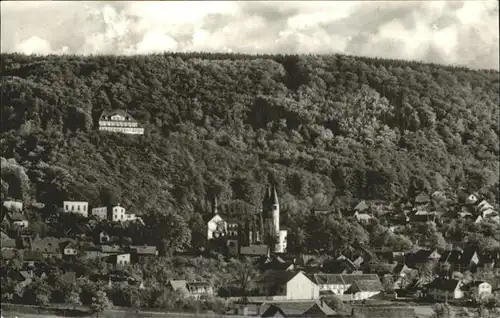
xmin=1 ymin=53 xmax=499 ymax=227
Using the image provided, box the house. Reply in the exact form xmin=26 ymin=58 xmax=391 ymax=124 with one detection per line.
xmin=414 ymin=192 xmax=430 ymax=207
xmin=354 ymin=201 xmax=369 ymax=213
xmin=129 ymin=245 xmax=158 ymax=262
xmin=439 ymin=248 xmax=479 ymax=272
xmin=424 ymin=278 xmax=464 ymax=301
xmin=354 ymin=211 xmax=372 ymax=223
xmin=63 ymin=201 xmax=88 ymax=218
xmin=344 ymin=279 xmax=384 ymax=300
xmin=168 ymin=280 xmax=214 ymax=300
xmin=99 ymin=109 xmax=145 ymax=135
xmin=7 ymin=211 xmax=29 ymax=228
xmin=60 ymin=241 xmax=78 ymax=257
xmin=254 ymin=270 xmax=319 ymax=300
xmin=30 ymin=236 xmax=65 ymax=256
xmin=463 ymin=281 xmax=492 ymax=301
xmin=322 ymin=257 xmax=359 ymax=274
xmin=1 ymin=230 xmax=17 ymax=249
xmin=110 ymin=253 xmax=130 ymax=266
xmin=240 ymin=245 xmax=271 ymax=257
xmin=258 ymin=254 xmax=295 ymax=272
xmin=205 ymin=213 xmax=229 ymax=240
xmin=99 ymin=231 xmax=111 ymax=244
xmin=92 ymin=204 xmax=137 ymax=222
xmin=3 ymin=200 xmax=23 ymax=211
xmin=310 ymin=274 xmax=380 ymax=296
xmin=260 ymin=300 xmax=336 ymax=317
xmin=405 ymin=249 xmax=441 ymax=268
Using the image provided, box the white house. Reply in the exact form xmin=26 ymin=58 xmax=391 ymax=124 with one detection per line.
xmin=3 ymin=201 xmax=23 ymax=211
xmin=465 ymin=281 xmax=492 ymax=300
xmin=99 ymin=110 xmax=144 ymax=135
xmin=311 ymin=274 xmax=380 ymax=296
xmin=425 ymin=278 xmax=464 ymax=301
xmin=254 ymin=270 xmax=319 ymax=300
xmin=206 ymin=214 xmax=228 ymax=240
xmin=61 ymin=242 xmax=78 ymax=256
xmin=116 ymin=253 xmax=131 ymax=265
xmin=63 ymin=201 xmax=88 ymax=217
xmin=92 ymin=205 xmax=137 ymax=222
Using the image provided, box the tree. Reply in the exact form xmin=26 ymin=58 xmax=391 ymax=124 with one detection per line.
xmin=65 ymin=289 xmax=82 ymax=310
xmin=431 ymin=303 xmax=451 ymax=318
xmin=226 ymin=257 xmax=258 ymax=296
xmin=89 ymin=289 xmax=111 ymax=318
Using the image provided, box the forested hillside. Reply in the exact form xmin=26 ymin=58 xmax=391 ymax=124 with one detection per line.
xmin=1 ymin=53 xmax=499 ymax=250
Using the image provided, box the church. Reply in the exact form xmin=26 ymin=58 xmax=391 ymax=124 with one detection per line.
xmin=205 ymin=184 xmax=287 ymax=255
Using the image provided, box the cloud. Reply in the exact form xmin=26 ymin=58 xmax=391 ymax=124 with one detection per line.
xmin=1 ymin=0 xmax=498 ymax=69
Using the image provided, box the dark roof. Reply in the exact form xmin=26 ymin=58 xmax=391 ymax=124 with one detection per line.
xmin=346 ymin=279 xmax=384 ymax=293
xmin=256 ymin=270 xmax=302 ymax=286
xmin=439 ymin=248 xmax=477 ymax=265
xmin=8 ymin=211 xmax=27 ymax=221
xmin=31 ymin=237 xmax=64 ymax=254
xmin=354 ymin=201 xmax=369 ymax=212
xmin=261 ymin=300 xmax=335 ymax=317
xmin=415 ymin=192 xmax=430 ymax=204
xmin=99 ymin=109 xmax=136 ymax=121
xmin=342 ymin=274 xmax=379 ymax=285
xmin=425 ymin=278 xmax=461 ymax=291
xmin=129 ymin=245 xmax=157 ymax=255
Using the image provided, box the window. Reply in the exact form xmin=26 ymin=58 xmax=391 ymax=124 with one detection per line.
xmin=65 ymin=205 xmax=68 ymax=210
xmin=83 ymin=205 xmax=87 ymax=211
xmin=78 ymin=205 xmax=80 ymax=211
xmin=72 ymin=205 xmax=75 ymax=211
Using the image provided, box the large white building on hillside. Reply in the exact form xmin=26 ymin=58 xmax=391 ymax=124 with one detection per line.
xmin=99 ymin=110 xmax=144 ymax=135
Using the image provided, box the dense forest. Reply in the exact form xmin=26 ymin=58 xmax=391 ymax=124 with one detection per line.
xmin=1 ymin=52 xmax=499 ymax=254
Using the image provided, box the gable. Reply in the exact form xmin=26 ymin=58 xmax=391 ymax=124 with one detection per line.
xmin=208 ymin=214 xmax=223 ymax=224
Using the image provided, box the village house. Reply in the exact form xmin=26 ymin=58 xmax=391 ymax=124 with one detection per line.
xmin=1 ymin=230 xmax=17 ymax=249
xmin=414 ymin=191 xmax=431 ymax=209
xmin=99 ymin=231 xmax=111 ymax=244
xmin=260 ymin=300 xmax=336 ymax=317
xmin=309 ymin=273 xmax=380 ymax=297
xmin=254 ymin=270 xmax=320 ymax=300
xmin=463 ymin=281 xmax=492 ymax=301
xmin=92 ymin=204 xmax=137 ymax=222
xmin=344 ymin=279 xmax=384 ymax=300
xmin=60 ymin=241 xmax=78 ymax=257
xmin=351 ymin=201 xmax=373 ymax=223
xmin=3 ymin=200 xmax=23 ymax=211
xmin=257 ymin=253 xmax=295 ymax=272
xmin=63 ymin=201 xmax=89 ymax=218
xmin=439 ymin=248 xmax=479 ymax=272
xmin=405 ymin=248 xmax=441 ymax=268
xmin=108 ymin=253 xmax=131 ymax=266
xmin=128 ymin=245 xmax=158 ymax=262
xmin=168 ymin=279 xmax=214 ymax=300
xmin=6 ymin=211 xmax=29 ymax=228
xmin=98 ymin=109 xmax=145 ymax=135
xmin=424 ymin=278 xmax=464 ymax=302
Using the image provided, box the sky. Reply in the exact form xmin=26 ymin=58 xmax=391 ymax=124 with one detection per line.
xmin=1 ymin=1 xmax=499 ymax=70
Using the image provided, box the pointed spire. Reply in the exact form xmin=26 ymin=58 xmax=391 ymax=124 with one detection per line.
xmin=271 ymin=185 xmax=279 ymax=205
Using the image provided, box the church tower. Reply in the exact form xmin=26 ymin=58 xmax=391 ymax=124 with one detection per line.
xmin=262 ymin=183 xmax=286 ymax=253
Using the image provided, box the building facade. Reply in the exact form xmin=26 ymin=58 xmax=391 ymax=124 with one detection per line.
xmin=99 ymin=110 xmax=144 ymax=135
xmin=63 ymin=201 xmax=89 ymax=217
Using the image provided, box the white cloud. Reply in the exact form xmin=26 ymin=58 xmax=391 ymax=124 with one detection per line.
xmin=1 ymin=0 xmax=498 ymax=69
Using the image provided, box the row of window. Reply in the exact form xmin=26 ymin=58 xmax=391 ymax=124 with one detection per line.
xmin=99 ymin=121 xmax=139 ymax=127
xmin=65 ymin=205 xmax=87 ymax=211
xmin=99 ymin=126 xmax=144 ymax=134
